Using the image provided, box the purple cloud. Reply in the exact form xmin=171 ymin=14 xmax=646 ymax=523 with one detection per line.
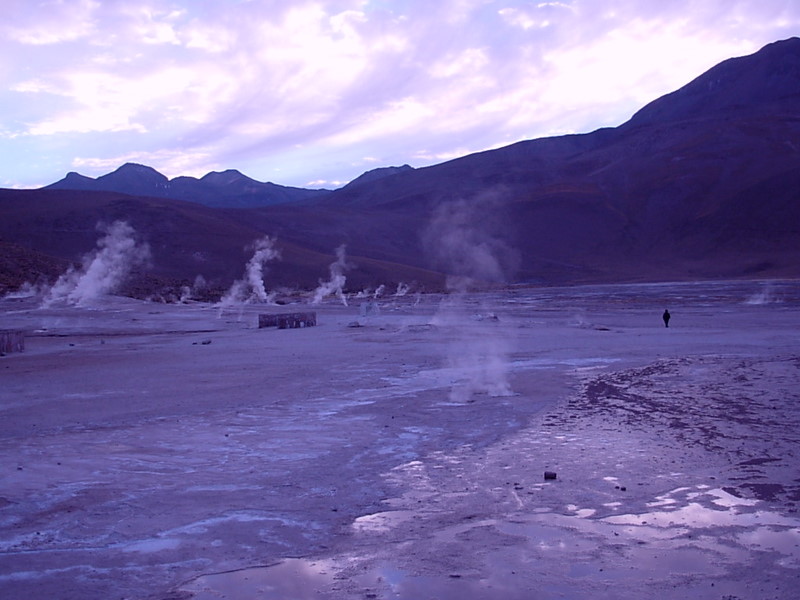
xmin=1 ymin=0 xmax=798 ymax=189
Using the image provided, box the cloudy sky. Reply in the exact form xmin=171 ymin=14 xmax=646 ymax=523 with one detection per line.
xmin=2 ymin=0 xmax=798 ymax=189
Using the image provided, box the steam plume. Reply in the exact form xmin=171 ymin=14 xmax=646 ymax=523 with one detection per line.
xmin=425 ymin=192 xmax=517 ymax=402
xmin=218 ymin=235 xmax=281 ymax=307
xmin=424 ymin=195 xmax=518 ymax=292
xmin=311 ymin=244 xmax=351 ymax=306
xmin=42 ymin=221 xmax=150 ymax=307
xmin=745 ymin=281 xmax=781 ymax=305
xmin=4 ymin=281 xmax=45 ymax=299
xmin=394 ymin=282 xmax=411 ymax=297
xmin=447 ymin=328 xmax=513 ymax=402
xmin=179 ymin=275 xmax=207 ymax=303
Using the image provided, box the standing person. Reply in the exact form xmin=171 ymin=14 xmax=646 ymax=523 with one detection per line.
xmin=663 ymin=309 xmax=671 ymax=328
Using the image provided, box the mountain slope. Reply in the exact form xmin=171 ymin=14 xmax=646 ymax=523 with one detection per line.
xmin=625 ymin=37 xmax=800 ymax=127
xmin=3 ymin=38 xmax=800 ymax=296
xmin=300 ymin=37 xmax=800 ymax=282
xmin=0 ymin=189 xmax=445 ymax=297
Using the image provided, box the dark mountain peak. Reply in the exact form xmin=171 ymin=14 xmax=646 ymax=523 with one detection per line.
xmin=44 ymin=171 xmax=96 ymax=190
xmin=86 ymin=162 xmax=170 ymax=198
xmin=103 ymin=163 xmax=168 ymax=185
xmin=112 ymin=162 xmax=164 ymax=175
xmin=627 ymin=36 xmax=800 ymax=128
xmin=64 ymin=171 xmax=92 ymax=182
xmin=344 ymin=164 xmax=415 ymax=189
xmin=200 ymin=169 xmax=255 ymax=186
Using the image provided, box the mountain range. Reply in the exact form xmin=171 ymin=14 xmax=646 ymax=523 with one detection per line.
xmin=45 ymin=163 xmax=331 ymax=208
xmin=2 ymin=37 xmax=799 ymax=299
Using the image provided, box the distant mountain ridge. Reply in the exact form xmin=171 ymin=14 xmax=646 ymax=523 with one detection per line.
xmin=45 ymin=163 xmax=332 ymax=208
xmin=3 ymin=37 xmax=800 ymax=297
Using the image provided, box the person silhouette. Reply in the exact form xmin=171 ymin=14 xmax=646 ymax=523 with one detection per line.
xmin=662 ymin=309 xmax=671 ymax=328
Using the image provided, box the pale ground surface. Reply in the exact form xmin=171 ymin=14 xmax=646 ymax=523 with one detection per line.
xmin=1 ymin=280 xmax=799 ymax=600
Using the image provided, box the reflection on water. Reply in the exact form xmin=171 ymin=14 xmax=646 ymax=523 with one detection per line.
xmin=603 ymin=488 xmax=797 ymax=530
xmin=180 ymin=485 xmax=800 ymax=600
xmin=352 ymin=510 xmax=416 ymax=533
xmin=740 ymin=527 xmax=800 ymax=560
xmin=184 ymin=556 xmax=571 ymax=600
xmin=182 ymin=559 xmax=335 ymax=600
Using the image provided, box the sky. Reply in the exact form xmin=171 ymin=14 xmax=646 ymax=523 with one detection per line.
xmin=1 ymin=0 xmax=799 ymax=190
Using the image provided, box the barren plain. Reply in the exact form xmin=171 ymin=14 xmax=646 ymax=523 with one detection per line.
xmin=1 ymin=280 xmax=799 ymax=599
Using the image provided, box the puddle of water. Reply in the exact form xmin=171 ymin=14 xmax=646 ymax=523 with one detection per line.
xmin=497 ymin=518 xmax=595 ymax=552
xmin=493 ymin=514 xmax=729 ymax=583
xmin=356 ymin=564 xmax=553 ymax=600
xmin=511 ymin=357 xmax=619 ymax=369
xmin=603 ymin=492 xmax=798 ymax=530
xmin=179 ymin=485 xmax=800 ymax=600
xmin=180 ymin=512 xmax=800 ymax=600
xmin=707 ymin=487 xmax=759 ymax=508
xmin=352 ymin=510 xmax=416 ymax=533
xmin=122 ymin=537 xmax=181 ymax=553
xmin=183 ymin=557 xmax=550 ymax=600
xmin=739 ymin=527 xmax=800 ymax=557
xmin=182 ymin=559 xmax=335 ymax=600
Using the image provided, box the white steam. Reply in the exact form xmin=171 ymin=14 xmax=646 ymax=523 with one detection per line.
xmin=425 ymin=193 xmax=517 ymax=402
xmin=425 ymin=196 xmax=517 ymax=292
xmin=744 ymin=281 xmax=781 ymax=305
xmin=432 ymin=297 xmax=514 ymax=403
xmin=311 ymin=244 xmax=351 ymax=306
xmin=179 ymin=275 xmax=207 ymax=303
xmin=218 ymin=235 xmax=281 ymax=308
xmin=394 ymin=282 xmax=411 ymax=297
xmin=4 ymin=281 xmax=46 ymax=299
xmin=42 ymin=221 xmax=150 ymax=307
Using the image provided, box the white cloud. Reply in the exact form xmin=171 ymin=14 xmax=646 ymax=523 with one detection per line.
xmin=23 ymin=67 xmax=202 ymax=135
xmin=10 ymin=79 xmax=59 ymax=94
xmin=3 ymin=0 xmax=99 ymax=45
xmin=413 ymin=147 xmax=477 ymax=162
xmin=498 ymin=7 xmax=548 ymax=30
xmin=305 ymin=178 xmax=345 ymax=188
xmin=1 ymin=0 xmax=799 ymax=189
xmin=322 ymin=96 xmax=437 ymax=147
xmin=103 ymin=2 xmax=186 ymax=45
xmin=533 ymin=16 xmax=757 ymax=122
xmin=429 ymin=47 xmax=490 ymax=78
xmin=184 ymin=23 xmax=237 ymax=53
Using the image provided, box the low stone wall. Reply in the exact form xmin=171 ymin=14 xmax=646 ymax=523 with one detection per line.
xmin=258 ymin=312 xmax=317 ymax=329
xmin=0 ymin=330 xmax=24 ymax=354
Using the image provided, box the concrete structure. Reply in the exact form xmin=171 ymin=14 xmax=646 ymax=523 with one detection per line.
xmin=258 ymin=312 xmax=317 ymax=329
xmin=0 ymin=330 xmax=24 ymax=354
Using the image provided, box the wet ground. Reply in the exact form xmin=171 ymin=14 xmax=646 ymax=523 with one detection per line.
xmin=1 ymin=280 xmax=799 ymax=599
